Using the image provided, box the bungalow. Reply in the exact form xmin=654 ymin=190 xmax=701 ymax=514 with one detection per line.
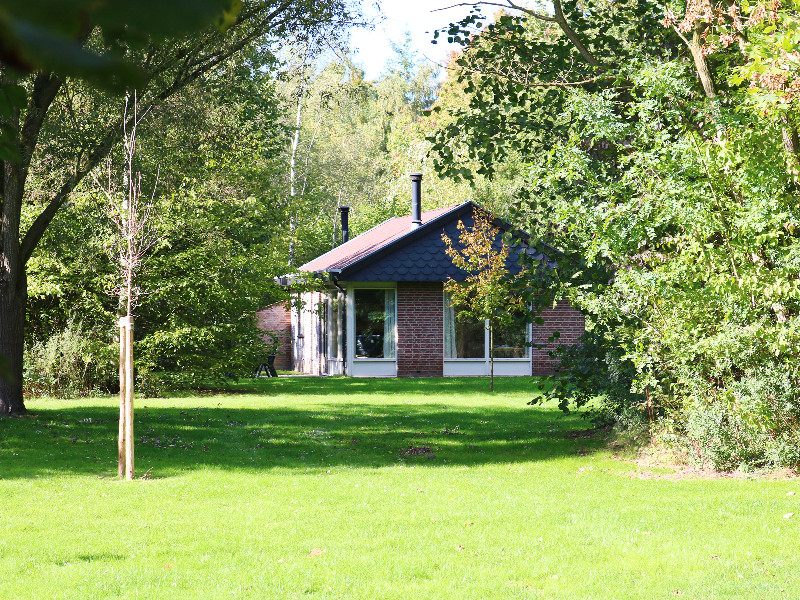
xmin=261 ymin=174 xmax=584 ymax=377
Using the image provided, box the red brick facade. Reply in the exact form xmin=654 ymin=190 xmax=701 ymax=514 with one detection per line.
xmin=256 ymin=303 xmax=292 ymax=371
xmin=530 ymin=302 xmax=585 ymax=375
xmin=397 ymin=282 xmax=444 ymax=377
xmin=264 ymin=290 xmax=585 ymax=377
xmin=395 ymin=285 xmax=584 ymax=376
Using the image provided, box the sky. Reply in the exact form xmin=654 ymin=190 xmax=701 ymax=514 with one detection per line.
xmin=349 ymin=0 xmax=478 ymax=80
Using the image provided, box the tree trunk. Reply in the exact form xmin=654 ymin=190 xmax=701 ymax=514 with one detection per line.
xmin=124 ymin=318 xmax=134 ymax=480
xmin=781 ymin=115 xmax=800 ymax=179
xmin=118 ymin=320 xmax=126 ymax=478
xmin=0 ymin=264 xmax=27 ymax=415
xmin=1 ymin=139 xmax=28 ymax=415
xmin=689 ymin=28 xmax=717 ymax=99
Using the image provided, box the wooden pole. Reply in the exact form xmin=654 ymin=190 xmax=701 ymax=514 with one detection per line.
xmin=118 ymin=319 xmax=126 ymax=479
xmin=124 ymin=316 xmax=134 ymax=480
xmin=490 ymin=321 xmax=494 ymax=393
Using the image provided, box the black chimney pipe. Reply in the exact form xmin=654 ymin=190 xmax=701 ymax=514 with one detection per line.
xmin=410 ymin=173 xmax=422 ymax=229
xmin=338 ymin=206 xmax=350 ymax=244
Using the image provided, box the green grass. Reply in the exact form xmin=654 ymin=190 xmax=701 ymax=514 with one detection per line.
xmin=1 ymin=377 xmax=798 ymax=599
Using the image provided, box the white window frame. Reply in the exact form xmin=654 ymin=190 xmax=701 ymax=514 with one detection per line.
xmin=442 ymin=291 xmax=532 ymax=376
xmin=347 ymin=283 xmax=398 ymax=377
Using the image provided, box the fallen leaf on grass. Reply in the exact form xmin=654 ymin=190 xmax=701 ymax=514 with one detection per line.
xmin=308 ymin=548 xmax=324 ymax=558
xmin=783 ymin=513 xmax=794 ymax=519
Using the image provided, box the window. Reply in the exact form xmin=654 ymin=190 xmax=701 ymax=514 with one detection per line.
xmin=444 ymin=291 xmax=529 ymax=359
xmin=444 ymin=293 xmax=485 ymax=358
xmin=327 ymin=296 xmax=340 ymax=359
xmin=354 ymin=289 xmax=396 ymax=359
xmin=492 ymin=315 xmax=529 ymax=358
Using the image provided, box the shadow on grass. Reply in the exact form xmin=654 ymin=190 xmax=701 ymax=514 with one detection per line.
xmin=174 ymin=375 xmax=555 ymax=397
xmin=0 ymin=378 xmax=598 ymax=479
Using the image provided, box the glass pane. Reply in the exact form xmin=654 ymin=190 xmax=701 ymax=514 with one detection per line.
xmin=354 ymin=289 xmax=395 ymax=359
xmin=455 ymin=315 xmax=486 ymax=358
xmin=444 ymin=292 xmax=486 ymax=358
xmin=328 ymin=296 xmax=339 ymax=359
xmin=493 ymin=313 xmax=529 ymax=358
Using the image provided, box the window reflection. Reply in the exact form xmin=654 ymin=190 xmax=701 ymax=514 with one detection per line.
xmin=354 ymin=289 xmax=396 ymax=359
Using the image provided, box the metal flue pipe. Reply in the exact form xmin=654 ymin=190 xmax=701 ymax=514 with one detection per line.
xmin=410 ymin=173 xmax=422 ymax=230
xmin=338 ymin=206 xmax=350 ymax=244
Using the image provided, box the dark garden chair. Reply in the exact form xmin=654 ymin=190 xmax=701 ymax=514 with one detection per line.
xmin=253 ymin=354 xmax=278 ymax=377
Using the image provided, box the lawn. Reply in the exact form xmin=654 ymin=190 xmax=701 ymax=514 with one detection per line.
xmin=1 ymin=377 xmax=798 ymax=599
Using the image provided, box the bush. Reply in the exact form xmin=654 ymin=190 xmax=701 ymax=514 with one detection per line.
xmin=137 ymin=323 xmax=274 ymax=388
xmin=24 ymin=322 xmax=117 ymax=398
xmin=665 ymin=366 xmax=800 ymax=471
xmin=534 ymin=331 xmax=644 ymax=426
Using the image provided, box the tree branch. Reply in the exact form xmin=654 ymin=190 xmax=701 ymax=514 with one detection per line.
xmin=673 ymin=24 xmax=717 ymax=98
xmin=436 ymin=0 xmax=601 ymax=68
xmin=434 ymin=1 xmax=556 ymax=23
xmin=551 ymin=0 xmax=601 ymax=68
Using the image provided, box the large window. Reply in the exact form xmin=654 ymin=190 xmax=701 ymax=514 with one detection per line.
xmin=443 ymin=293 xmax=485 ymax=358
xmin=492 ymin=318 xmax=528 ymax=358
xmin=444 ymin=292 xmax=529 ymax=359
xmin=354 ymin=289 xmax=396 ymax=359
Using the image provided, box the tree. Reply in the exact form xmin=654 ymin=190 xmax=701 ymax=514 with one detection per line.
xmin=427 ymin=0 xmax=800 ymax=468
xmin=98 ymin=94 xmax=159 ymax=480
xmin=442 ymin=208 xmax=525 ymax=392
xmin=0 ymin=0 xmax=357 ymax=415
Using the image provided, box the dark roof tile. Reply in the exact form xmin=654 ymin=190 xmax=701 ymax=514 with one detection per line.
xmin=300 ymin=205 xmax=457 ymax=273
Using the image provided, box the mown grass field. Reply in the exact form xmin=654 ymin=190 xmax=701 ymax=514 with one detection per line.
xmin=1 ymin=377 xmax=798 ymax=599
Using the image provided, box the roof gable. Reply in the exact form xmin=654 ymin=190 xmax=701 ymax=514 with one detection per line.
xmin=300 ymin=201 xmax=536 ymax=283
xmin=300 ymin=204 xmax=458 ymax=274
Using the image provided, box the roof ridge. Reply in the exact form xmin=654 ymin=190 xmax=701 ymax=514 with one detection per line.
xmin=299 ymin=202 xmax=470 ymax=274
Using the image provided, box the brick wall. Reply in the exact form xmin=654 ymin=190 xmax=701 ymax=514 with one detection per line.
xmin=530 ymin=302 xmax=585 ymax=375
xmin=397 ymin=282 xmax=444 ymax=377
xmin=256 ymin=303 xmax=292 ymax=371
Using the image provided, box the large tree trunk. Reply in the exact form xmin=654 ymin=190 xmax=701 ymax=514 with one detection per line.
xmin=0 ymin=110 xmax=29 ymax=415
xmin=0 ymin=260 xmax=27 ymax=415
xmin=0 ymin=73 xmax=62 ymax=416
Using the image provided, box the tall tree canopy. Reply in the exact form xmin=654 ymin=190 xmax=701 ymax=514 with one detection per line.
xmin=0 ymin=0 xmax=359 ymax=414
xmin=427 ymin=0 xmax=800 ymax=469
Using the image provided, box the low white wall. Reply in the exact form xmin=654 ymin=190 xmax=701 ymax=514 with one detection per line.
xmin=443 ymin=359 xmax=531 ymax=377
xmin=350 ymin=359 xmax=397 ymax=377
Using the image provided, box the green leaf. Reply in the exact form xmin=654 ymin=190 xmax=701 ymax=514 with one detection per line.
xmin=5 ymin=19 xmax=144 ymax=90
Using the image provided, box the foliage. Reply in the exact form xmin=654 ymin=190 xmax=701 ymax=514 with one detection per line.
xmin=24 ymin=49 xmax=293 ymax=390
xmin=1 ymin=0 xmax=358 ymax=415
xmin=0 ymin=0 xmax=240 ymax=159
xmin=23 ymin=321 xmax=116 ymax=398
xmin=274 ymin=35 xmax=445 ymax=265
xmin=427 ymin=0 xmax=800 ymax=469
xmin=535 ymin=331 xmax=641 ymax=426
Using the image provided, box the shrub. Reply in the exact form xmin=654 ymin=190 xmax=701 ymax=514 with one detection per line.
xmin=137 ymin=323 xmax=275 ymax=388
xmin=24 ymin=322 xmax=116 ymax=398
xmin=664 ymin=366 xmax=800 ymax=471
xmin=534 ymin=331 xmax=645 ymax=427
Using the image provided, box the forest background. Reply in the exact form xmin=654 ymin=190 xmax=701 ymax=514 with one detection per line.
xmin=5 ymin=0 xmax=800 ymax=471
